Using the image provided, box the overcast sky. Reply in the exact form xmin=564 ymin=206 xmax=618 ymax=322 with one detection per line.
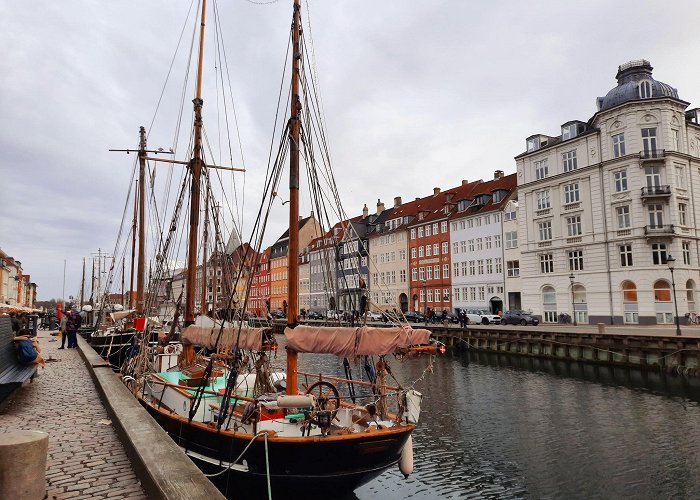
xmin=2 ymin=0 xmax=699 ymax=301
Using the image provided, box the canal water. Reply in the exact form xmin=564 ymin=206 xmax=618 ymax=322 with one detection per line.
xmin=289 ymin=347 xmax=700 ymax=499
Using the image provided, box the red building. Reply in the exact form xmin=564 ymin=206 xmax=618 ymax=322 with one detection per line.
xmin=247 ymin=247 xmax=270 ymax=316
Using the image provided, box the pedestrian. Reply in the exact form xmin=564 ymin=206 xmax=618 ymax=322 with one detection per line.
xmin=58 ymin=311 xmax=68 ymax=349
xmin=65 ymin=305 xmax=82 ymax=349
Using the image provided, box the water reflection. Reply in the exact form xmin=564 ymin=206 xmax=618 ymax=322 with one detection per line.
xmin=284 ymin=343 xmax=700 ymax=499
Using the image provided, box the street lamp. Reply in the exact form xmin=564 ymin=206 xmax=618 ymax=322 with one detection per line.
xmin=667 ymin=255 xmax=682 ymax=336
xmin=421 ymin=279 xmax=427 ymax=319
xmin=569 ymin=272 xmax=577 ymax=326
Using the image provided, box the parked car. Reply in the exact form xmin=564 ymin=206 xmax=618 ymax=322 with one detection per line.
xmin=443 ymin=312 xmax=460 ymax=324
xmin=366 ymin=311 xmax=383 ymax=321
xmin=307 ymin=311 xmax=324 ymax=320
xmin=404 ymin=311 xmax=427 ymax=323
xmin=326 ymin=310 xmax=344 ymax=320
xmin=464 ymin=309 xmax=503 ymax=325
xmin=270 ymin=309 xmax=286 ymax=319
xmin=502 ymin=310 xmax=539 ymax=326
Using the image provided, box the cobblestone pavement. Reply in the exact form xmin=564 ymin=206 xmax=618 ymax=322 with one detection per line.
xmin=0 ymin=331 xmax=147 ymax=499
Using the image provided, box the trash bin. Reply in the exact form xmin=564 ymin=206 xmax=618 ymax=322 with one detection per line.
xmin=597 ymin=323 xmax=605 ymax=334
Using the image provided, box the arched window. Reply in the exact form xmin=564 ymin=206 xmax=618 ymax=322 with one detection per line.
xmin=687 ymin=279 xmax=696 ymax=312
xmin=572 ymin=284 xmax=588 ymax=324
xmin=654 ymin=279 xmax=673 ymax=324
xmin=542 ymin=286 xmax=557 ymax=323
xmin=639 ymin=80 xmax=652 ymax=99
xmin=622 ymin=281 xmax=638 ymax=324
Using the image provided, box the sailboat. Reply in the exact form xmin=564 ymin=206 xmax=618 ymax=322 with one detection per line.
xmin=116 ymin=1 xmax=439 ymax=497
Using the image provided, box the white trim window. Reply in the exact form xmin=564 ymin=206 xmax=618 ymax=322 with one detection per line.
xmin=507 ymin=260 xmax=519 ymax=277
xmin=679 ymin=203 xmax=687 ymax=226
xmin=612 ymin=133 xmax=626 ymax=158
xmin=566 ymin=216 xmax=582 ymax=237
xmin=614 ymin=169 xmax=628 ymax=192
xmin=534 ymin=159 xmax=549 ymax=180
xmin=642 ymin=127 xmax=657 ymax=157
xmin=683 ymin=241 xmax=691 ymax=265
xmin=505 ymin=231 xmax=518 ymax=249
xmin=616 ymin=205 xmax=631 ymax=229
xmin=562 ymin=150 xmax=577 ymax=172
xmin=639 ymin=80 xmax=652 ymax=98
xmin=564 ymin=183 xmax=580 ymax=204
xmin=652 ymin=243 xmax=667 ymax=265
xmin=568 ymin=250 xmax=584 ymax=271
xmin=538 ymin=221 xmax=552 ymax=241
xmin=536 ymin=190 xmax=550 ymax=209
xmin=540 ymin=254 xmax=554 ymax=273
xmin=619 ymin=244 xmax=633 ymax=267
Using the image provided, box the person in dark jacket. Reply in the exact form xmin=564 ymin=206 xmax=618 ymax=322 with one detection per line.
xmin=65 ymin=306 xmax=82 ymax=348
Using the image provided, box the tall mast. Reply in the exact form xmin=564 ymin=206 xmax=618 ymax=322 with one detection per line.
xmin=121 ymin=258 xmax=125 ymax=307
xmin=286 ymin=0 xmax=302 ymax=395
xmin=80 ymin=257 xmax=86 ymax=307
xmin=136 ymin=127 xmax=147 ymax=316
xmin=184 ymin=0 xmax=208 ymax=326
xmin=201 ymin=187 xmax=209 ymax=314
xmin=129 ymin=180 xmax=138 ymax=309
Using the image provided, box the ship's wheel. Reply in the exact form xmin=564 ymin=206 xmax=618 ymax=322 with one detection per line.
xmin=305 ymin=381 xmax=341 ymax=427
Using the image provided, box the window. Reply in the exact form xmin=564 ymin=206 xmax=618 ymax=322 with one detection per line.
xmin=441 ymin=221 xmax=448 ymax=233
xmin=535 ymin=159 xmax=549 ymax=180
xmin=418 ymin=246 xmax=424 ymax=257
xmin=495 ymin=235 xmax=501 ymax=248
xmin=468 ymin=240 xmax=474 ymax=252
xmin=443 ymin=264 xmax=449 ymax=279
xmin=562 ymin=123 xmax=578 ymax=140
xmin=486 ymin=259 xmax=493 ymax=274
xmin=642 ymin=128 xmax=657 ymax=157
xmin=454 ymin=288 xmax=460 ymax=301
xmin=400 ymin=270 xmax=406 ymax=283
xmin=418 ymin=226 xmax=424 ymax=238
xmin=672 ymin=129 xmax=680 ymax=151
xmin=676 ymin=164 xmax=686 ymax=189
xmin=425 ymin=245 xmax=431 ymax=257
xmin=537 ymin=190 xmax=550 ymax=210
xmin=622 ymin=281 xmax=639 ymax=324
xmin=639 ymin=80 xmax=652 ymax=98
xmin=453 ymin=242 xmax=459 ymax=254
xmin=566 ymin=216 xmax=582 ymax=237
xmin=476 ymin=218 xmax=482 ymax=227
xmin=538 ymin=222 xmax=552 ymax=241
xmin=645 ymin=166 xmax=661 ymax=188
xmin=652 ymin=243 xmax=668 ymax=265
xmin=612 ymin=133 xmax=626 ymax=158
xmin=485 ymin=237 xmax=492 ymax=249
xmin=410 ymin=228 xmax=416 ymax=239
xmin=425 ymin=225 xmax=431 ymax=237
xmin=495 ymin=258 xmax=502 ymax=273
xmin=468 ymin=261 xmax=475 ymax=275
xmin=683 ymin=241 xmax=691 ymax=265
xmin=433 ymin=243 xmax=439 ymax=255
xmin=654 ymin=280 xmax=673 ymax=324
xmin=411 ymin=247 xmax=417 ymax=259
xmin=467 ymin=220 xmax=473 ymax=228
xmin=616 ymin=206 xmax=631 ymax=229
xmin=562 ymin=150 xmax=578 ymax=172
xmin=400 ymin=249 xmax=406 ymax=260
xmin=648 ymin=204 xmax=663 ymax=228
xmin=620 ymin=244 xmax=633 ymax=267
xmin=420 ymin=289 xmax=425 ymax=302
xmin=442 ymin=242 xmax=448 ymax=254
xmin=427 ymin=289 xmax=433 ymax=302
xmin=564 ymin=183 xmax=580 ymax=204
xmin=542 ymin=286 xmax=557 ymax=323
xmin=507 ymin=260 xmax=519 ymax=277
xmin=568 ymin=250 xmax=584 ymax=271
xmin=412 ymin=268 xmax=418 ymax=281
xmin=679 ymin=203 xmax=687 ymax=226
xmin=505 ymin=231 xmax=518 ymax=249
xmin=540 ymin=254 xmax=554 ymax=273
xmin=478 ymin=287 xmax=485 ymax=301
xmin=419 ymin=267 xmax=425 ymax=280
xmin=434 ymin=265 xmax=440 ymax=279
xmin=476 ymin=238 xmax=483 ymax=251
xmin=470 ymin=287 xmax=477 ymax=301
xmin=453 ymin=263 xmax=459 ymax=277
xmin=426 ymin=267 xmax=433 ymax=280
xmin=477 ymin=260 xmax=484 ymax=274
xmin=492 ymin=191 xmax=504 ymax=203
xmin=614 ymin=170 xmax=628 ymax=192
xmin=432 ymin=223 xmax=439 ymax=234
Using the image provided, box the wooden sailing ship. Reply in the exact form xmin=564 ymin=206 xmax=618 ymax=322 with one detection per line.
xmin=115 ymin=1 xmax=438 ymax=497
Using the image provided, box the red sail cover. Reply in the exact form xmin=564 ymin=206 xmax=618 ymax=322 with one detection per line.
xmin=284 ymin=325 xmax=431 ymax=357
xmin=181 ymin=325 xmax=264 ymax=351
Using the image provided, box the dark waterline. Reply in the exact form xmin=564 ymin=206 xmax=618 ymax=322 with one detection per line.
xmin=290 ymin=348 xmax=700 ymax=499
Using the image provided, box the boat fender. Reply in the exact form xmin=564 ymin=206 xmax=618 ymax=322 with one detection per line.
xmin=277 ymin=394 xmax=315 ymax=408
xmin=399 ymin=435 xmax=413 ymax=478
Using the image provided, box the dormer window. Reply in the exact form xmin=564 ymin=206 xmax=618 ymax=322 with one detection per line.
xmin=492 ymin=190 xmax=505 ymax=203
xmin=562 ymin=124 xmax=577 ymax=140
xmin=639 ymin=80 xmax=652 ymax=99
xmin=527 ymin=137 xmax=540 ymax=152
xmin=457 ymin=199 xmax=470 ymax=211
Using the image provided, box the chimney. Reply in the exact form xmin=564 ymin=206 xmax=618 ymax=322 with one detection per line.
xmin=362 ymin=204 xmax=368 ymax=218
xmin=461 ymin=179 xmax=469 ymax=186
xmin=394 ymin=196 xmax=402 ymax=207
xmin=494 ymin=170 xmax=504 ymax=179
xmin=376 ymin=199 xmax=385 ymax=215
xmin=433 ymin=187 xmax=441 ymax=196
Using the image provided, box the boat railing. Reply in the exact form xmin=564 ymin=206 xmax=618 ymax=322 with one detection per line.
xmin=297 ymin=371 xmax=401 ymax=392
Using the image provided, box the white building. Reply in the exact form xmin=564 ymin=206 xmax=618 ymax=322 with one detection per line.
xmin=517 ymin=60 xmax=700 ymax=325
xmin=502 ymin=199 xmax=522 ymax=311
xmin=450 ymin=172 xmax=516 ymax=314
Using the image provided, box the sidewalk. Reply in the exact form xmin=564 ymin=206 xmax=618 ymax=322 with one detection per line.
xmin=0 ymin=331 xmax=146 ymax=499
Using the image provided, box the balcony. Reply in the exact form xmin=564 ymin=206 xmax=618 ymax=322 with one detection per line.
xmin=639 ymin=149 xmax=665 ymax=162
xmin=644 ymin=224 xmax=674 ymax=238
xmin=641 ymin=185 xmax=671 ymax=201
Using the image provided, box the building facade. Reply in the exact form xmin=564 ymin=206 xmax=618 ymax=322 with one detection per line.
xmin=517 ymin=60 xmax=700 ymax=324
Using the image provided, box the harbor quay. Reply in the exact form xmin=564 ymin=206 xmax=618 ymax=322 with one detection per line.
xmin=0 ymin=331 xmax=147 ymax=499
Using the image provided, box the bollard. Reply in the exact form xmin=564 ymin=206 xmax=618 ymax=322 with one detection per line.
xmin=597 ymin=323 xmax=605 ymax=334
xmin=0 ymin=430 xmax=48 ymax=500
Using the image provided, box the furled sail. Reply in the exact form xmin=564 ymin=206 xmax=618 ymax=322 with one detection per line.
xmin=285 ymin=325 xmax=431 ymax=357
xmin=181 ymin=315 xmax=264 ymax=351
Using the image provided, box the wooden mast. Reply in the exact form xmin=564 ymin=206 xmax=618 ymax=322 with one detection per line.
xmin=129 ymin=180 xmax=138 ymax=310
xmin=136 ymin=127 xmax=147 ymax=316
xmin=80 ymin=257 xmax=85 ymax=308
xmin=286 ymin=0 xmax=302 ymax=396
xmin=184 ymin=0 xmax=208 ymax=326
xmin=201 ymin=187 xmax=209 ymax=315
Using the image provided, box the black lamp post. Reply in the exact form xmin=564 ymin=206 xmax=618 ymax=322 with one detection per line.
xmin=569 ymin=272 xmax=577 ymax=326
xmin=667 ymin=255 xmax=681 ymax=336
